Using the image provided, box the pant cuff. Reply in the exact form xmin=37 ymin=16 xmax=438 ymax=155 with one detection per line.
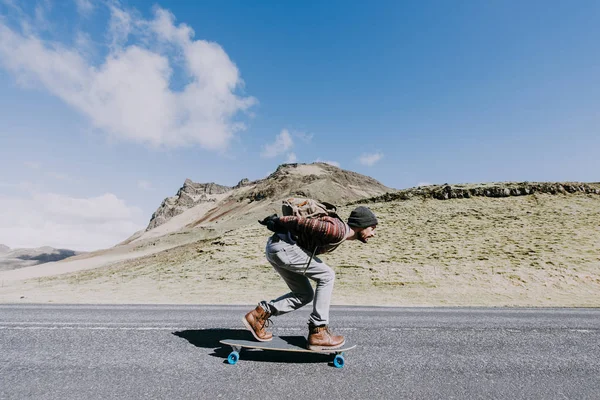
xmin=308 ymin=316 xmax=328 ymax=326
xmin=260 ymin=301 xmax=277 ymax=316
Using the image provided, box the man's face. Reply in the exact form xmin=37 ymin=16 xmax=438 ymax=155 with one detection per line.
xmin=358 ymin=225 xmax=376 ymax=243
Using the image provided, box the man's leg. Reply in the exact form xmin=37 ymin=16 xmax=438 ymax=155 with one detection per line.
xmin=270 ymin=243 xmax=335 ymax=326
xmin=262 ymin=240 xmax=315 ymax=315
xmin=277 ymin=245 xmax=344 ymax=350
xmin=301 ymin=256 xmax=335 ymax=326
xmin=244 ymin=238 xmax=313 ymax=341
xmin=245 ymin=239 xmax=342 ymax=348
xmin=263 ymin=264 xmax=314 ymax=315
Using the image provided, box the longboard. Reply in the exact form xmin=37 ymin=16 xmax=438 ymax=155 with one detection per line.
xmin=220 ymin=335 xmax=356 ymax=368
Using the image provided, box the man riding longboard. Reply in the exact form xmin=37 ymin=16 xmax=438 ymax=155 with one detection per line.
xmin=243 ymin=204 xmax=378 ymax=351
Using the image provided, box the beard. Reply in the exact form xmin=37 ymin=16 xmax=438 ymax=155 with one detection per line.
xmin=358 ymin=231 xmax=369 ymax=243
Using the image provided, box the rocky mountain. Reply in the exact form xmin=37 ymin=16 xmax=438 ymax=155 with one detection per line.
xmin=240 ymin=163 xmax=391 ymax=203
xmin=141 ymin=162 xmax=393 ymax=236
xmin=0 ymin=246 xmax=82 ymax=272
xmin=0 ymin=162 xmax=393 ymax=280
xmin=147 ymin=180 xmax=232 ymax=230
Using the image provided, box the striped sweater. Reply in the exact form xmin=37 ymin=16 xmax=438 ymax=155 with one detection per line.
xmin=278 ymin=216 xmax=349 ymax=255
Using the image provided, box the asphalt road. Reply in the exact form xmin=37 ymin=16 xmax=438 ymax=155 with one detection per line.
xmin=1 ymin=305 xmax=599 ymax=399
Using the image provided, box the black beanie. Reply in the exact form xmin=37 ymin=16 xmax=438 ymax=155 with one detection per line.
xmin=347 ymin=206 xmax=378 ymax=228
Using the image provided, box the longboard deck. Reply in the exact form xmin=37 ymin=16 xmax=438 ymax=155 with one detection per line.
xmin=220 ymin=335 xmax=356 ymax=354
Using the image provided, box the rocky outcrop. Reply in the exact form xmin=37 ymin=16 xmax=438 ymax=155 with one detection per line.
xmin=0 ymin=244 xmax=9 ymax=253
xmin=356 ymin=182 xmax=600 ymax=204
xmin=146 ymin=179 xmax=232 ymax=230
xmin=234 ymin=178 xmax=251 ymax=189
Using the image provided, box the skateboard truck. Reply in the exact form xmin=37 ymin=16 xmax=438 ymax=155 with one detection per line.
xmin=226 ymin=347 xmax=346 ymax=368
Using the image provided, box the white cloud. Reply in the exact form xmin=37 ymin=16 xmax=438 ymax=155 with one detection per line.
xmin=294 ymin=132 xmax=313 ymax=143
xmin=106 ymin=3 xmax=133 ymax=51
xmin=315 ymin=159 xmax=340 ymax=168
xmin=358 ymin=152 xmax=384 ymax=166
xmin=74 ymin=30 xmax=94 ymax=58
xmin=286 ymin=152 xmax=297 ymax=163
xmin=137 ymin=180 xmax=153 ymax=191
xmin=33 ymin=1 xmax=52 ymax=32
xmin=0 ymin=191 xmax=145 ymax=251
xmin=261 ymin=129 xmax=294 ymax=158
xmin=417 ymin=181 xmax=433 ymax=187
xmin=74 ymin=0 xmax=94 ymax=17
xmin=0 ymin=4 xmax=256 ymax=150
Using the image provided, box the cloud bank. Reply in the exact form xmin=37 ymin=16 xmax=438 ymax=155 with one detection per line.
xmin=0 ymin=189 xmax=145 ymax=251
xmin=0 ymin=3 xmax=256 ymax=150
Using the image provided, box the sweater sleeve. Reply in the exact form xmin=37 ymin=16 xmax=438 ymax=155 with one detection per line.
xmin=278 ymin=216 xmax=347 ymax=245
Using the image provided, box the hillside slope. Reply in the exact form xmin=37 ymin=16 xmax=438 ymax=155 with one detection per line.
xmin=2 ymin=188 xmax=599 ymax=306
xmin=0 ymin=163 xmax=392 ymax=281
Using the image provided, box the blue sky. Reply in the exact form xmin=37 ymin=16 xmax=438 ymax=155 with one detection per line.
xmin=0 ymin=0 xmax=599 ymax=250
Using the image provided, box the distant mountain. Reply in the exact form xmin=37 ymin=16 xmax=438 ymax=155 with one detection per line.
xmin=144 ymin=162 xmax=393 ymax=232
xmin=1 ymin=162 xmax=393 ymax=279
xmin=146 ymin=180 xmax=232 ymax=230
xmin=0 ymin=246 xmax=82 ymax=272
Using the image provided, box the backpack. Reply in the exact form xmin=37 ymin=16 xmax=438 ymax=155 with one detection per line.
xmin=281 ymin=197 xmax=339 ymax=219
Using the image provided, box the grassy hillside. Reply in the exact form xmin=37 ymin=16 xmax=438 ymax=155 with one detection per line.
xmin=2 ymin=192 xmax=599 ymax=306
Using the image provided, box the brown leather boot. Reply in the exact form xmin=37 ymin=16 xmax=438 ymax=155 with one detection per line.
xmin=307 ymin=323 xmax=345 ymax=351
xmin=243 ymin=305 xmax=273 ymax=341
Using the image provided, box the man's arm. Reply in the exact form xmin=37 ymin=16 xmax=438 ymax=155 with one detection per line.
xmin=278 ymin=216 xmax=347 ymax=244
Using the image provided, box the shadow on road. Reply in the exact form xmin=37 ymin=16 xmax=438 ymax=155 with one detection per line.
xmin=172 ymin=329 xmax=331 ymax=364
xmin=173 ymin=328 xmax=252 ymax=348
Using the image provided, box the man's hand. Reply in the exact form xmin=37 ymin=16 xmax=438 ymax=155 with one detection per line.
xmin=258 ymin=214 xmax=288 ymax=234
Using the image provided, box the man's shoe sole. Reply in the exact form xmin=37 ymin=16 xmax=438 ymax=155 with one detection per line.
xmin=242 ymin=317 xmax=273 ymax=342
xmin=307 ymin=340 xmax=346 ymax=351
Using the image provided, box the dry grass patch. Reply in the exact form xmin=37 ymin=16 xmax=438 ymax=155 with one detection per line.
xmin=2 ymin=193 xmax=599 ymax=306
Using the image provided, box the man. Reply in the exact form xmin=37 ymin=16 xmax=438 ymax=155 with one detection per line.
xmin=243 ymin=206 xmax=378 ymax=350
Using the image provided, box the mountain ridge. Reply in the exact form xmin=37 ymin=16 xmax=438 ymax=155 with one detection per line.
xmin=143 ymin=162 xmax=393 ymax=236
xmin=354 ymin=181 xmax=600 ymax=204
xmin=1 ymin=163 xmax=599 ymax=308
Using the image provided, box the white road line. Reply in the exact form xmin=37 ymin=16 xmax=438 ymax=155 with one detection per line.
xmin=0 ymin=325 xmax=596 ymax=332
xmin=0 ymin=326 xmax=187 ymax=330
xmin=0 ymin=326 xmax=357 ymax=331
xmin=0 ymin=321 xmax=181 ymax=325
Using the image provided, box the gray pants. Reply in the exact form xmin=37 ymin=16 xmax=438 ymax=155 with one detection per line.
xmin=260 ymin=235 xmax=335 ymax=326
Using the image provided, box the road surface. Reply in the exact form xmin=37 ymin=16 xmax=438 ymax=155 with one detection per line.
xmin=1 ymin=305 xmax=599 ymax=399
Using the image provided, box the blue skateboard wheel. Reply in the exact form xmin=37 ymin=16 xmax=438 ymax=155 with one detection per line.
xmin=227 ymin=351 xmax=239 ymax=365
xmin=333 ymin=354 xmax=345 ymax=368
